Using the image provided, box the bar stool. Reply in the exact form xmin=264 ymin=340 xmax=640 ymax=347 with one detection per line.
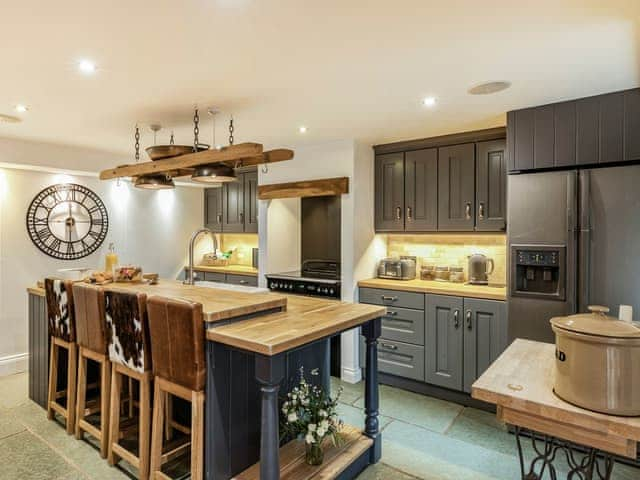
xmin=147 ymin=296 xmax=205 ymax=480
xmin=72 ymin=283 xmax=111 ymax=458
xmin=45 ymin=277 xmax=78 ymax=435
xmin=105 ymin=290 xmax=153 ymax=480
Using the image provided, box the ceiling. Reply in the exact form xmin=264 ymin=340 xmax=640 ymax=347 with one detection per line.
xmin=1 ymin=0 xmax=639 ymax=166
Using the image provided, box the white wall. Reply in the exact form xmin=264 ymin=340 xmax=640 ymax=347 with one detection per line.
xmin=0 ymin=141 xmax=203 ymax=376
xmin=258 ymin=140 xmax=380 ymax=383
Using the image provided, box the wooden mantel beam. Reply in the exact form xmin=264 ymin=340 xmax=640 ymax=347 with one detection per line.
xmin=258 ymin=177 xmax=349 ymax=200
xmin=99 ymin=143 xmax=295 ymax=180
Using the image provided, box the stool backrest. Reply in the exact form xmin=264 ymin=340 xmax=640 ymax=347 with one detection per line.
xmin=72 ymin=283 xmax=107 ymax=354
xmin=105 ymin=290 xmax=150 ymax=373
xmin=44 ymin=278 xmax=76 ymax=342
xmin=146 ymin=296 xmax=205 ymax=391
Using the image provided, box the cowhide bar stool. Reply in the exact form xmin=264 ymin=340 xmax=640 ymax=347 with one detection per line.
xmin=72 ymin=283 xmax=111 ymax=458
xmin=45 ymin=277 xmax=78 ymax=435
xmin=105 ymin=290 xmax=153 ymax=480
xmin=147 ymin=296 xmax=205 ymax=480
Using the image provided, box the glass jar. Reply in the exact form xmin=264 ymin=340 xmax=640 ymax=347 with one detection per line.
xmin=305 ymin=442 xmax=324 ymax=466
xmin=450 ymin=267 xmax=465 ymax=283
xmin=433 ymin=266 xmax=450 ymax=282
xmin=420 ymin=265 xmax=435 ymax=280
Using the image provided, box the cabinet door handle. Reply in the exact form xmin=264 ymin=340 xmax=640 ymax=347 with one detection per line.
xmin=466 ymin=310 xmax=472 ymax=330
xmin=406 ymin=206 xmax=412 ymax=221
xmin=386 ymin=310 xmax=398 ymax=316
xmin=381 ymin=295 xmax=398 ymax=302
xmin=240 ymin=212 xmax=244 ymax=222
xmin=453 ymin=309 xmax=460 ymax=329
xmin=217 ymin=214 xmax=222 ymax=224
xmin=239 ymin=280 xmax=248 ymax=285
xmin=396 ymin=206 xmax=402 ymax=220
xmin=465 ymin=202 xmax=472 ymax=220
xmin=478 ymin=202 xmax=485 ymax=220
xmin=380 ymin=343 xmax=398 ymax=350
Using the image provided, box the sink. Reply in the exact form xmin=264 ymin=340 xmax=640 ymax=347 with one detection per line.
xmin=194 ymin=280 xmax=269 ymax=294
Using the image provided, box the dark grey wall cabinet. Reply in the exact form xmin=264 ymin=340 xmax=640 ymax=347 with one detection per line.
xmin=374 ymin=153 xmax=405 ymax=231
xmin=462 ymin=298 xmax=507 ymax=393
xmin=405 ymin=149 xmax=438 ymax=231
xmin=425 ymin=294 xmax=464 ymax=390
xmin=475 ymin=140 xmax=506 ymax=231
xmin=437 ymin=143 xmax=475 ymax=231
xmin=206 ymin=169 xmax=259 ymax=233
xmin=508 ymin=88 xmax=640 ymax=173
xmin=204 ymin=187 xmax=223 ymax=232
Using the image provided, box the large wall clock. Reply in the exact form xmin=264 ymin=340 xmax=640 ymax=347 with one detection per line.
xmin=26 ymin=183 xmax=109 ymax=260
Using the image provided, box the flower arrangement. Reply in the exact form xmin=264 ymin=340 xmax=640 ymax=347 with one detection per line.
xmin=281 ymin=368 xmax=343 ymax=466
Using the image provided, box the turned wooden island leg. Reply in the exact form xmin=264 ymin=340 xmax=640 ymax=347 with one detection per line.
xmin=362 ymin=317 xmax=382 ymax=463
xmin=255 ymin=354 xmax=285 ymax=480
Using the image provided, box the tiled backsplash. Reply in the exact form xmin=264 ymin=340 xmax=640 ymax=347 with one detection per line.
xmin=385 ymin=234 xmax=507 ymax=284
xmin=220 ymin=233 xmax=259 ymax=266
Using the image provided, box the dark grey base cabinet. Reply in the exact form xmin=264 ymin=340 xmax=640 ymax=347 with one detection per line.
xmin=374 ymin=129 xmax=506 ymax=233
xmin=185 ymin=269 xmax=258 ymax=287
xmin=359 ymin=287 xmax=507 ymax=395
xmin=508 ymin=88 xmax=640 ymax=173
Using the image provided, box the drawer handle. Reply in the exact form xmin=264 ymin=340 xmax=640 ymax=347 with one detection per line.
xmin=239 ymin=280 xmax=248 ymax=285
xmin=217 ymin=214 xmax=222 ymax=224
xmin=453 ymin=309 xmax=460 ymax=329
xmin=466 ymin=310 xmax=472 ymax=330
xmin=380 ymin=343 xmax=398 ymax=350
xmin=381 ymin=295 xmax=398 ymax=302
xmin=386 ymin=310 xmax=398 ymax=316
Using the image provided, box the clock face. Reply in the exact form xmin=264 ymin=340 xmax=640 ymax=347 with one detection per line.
xmin=26 ymin=183 xmax=109 ymax=260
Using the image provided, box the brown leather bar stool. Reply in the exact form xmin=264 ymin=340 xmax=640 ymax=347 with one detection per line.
xmin=45 ymin=277 xmax=78 ymax=435
xmin=72 ymin=283 xmax=111 ymax=458
xmin=147 ymin=296 xmax=205 ymax=480
xmin=105 ymin=290 xmax=153 ymax=480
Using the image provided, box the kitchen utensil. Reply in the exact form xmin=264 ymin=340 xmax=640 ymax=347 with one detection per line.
xmin=377 ymin=257 xmax=416 ymax=280
xmin=551 ymin=305 xmax=640 ymax=416
xmin=433 ymin=266 xmax=450 ymax=282
xmin=468 ymin=253 xmax=494 ymax=285
xmin=420 ymin=265 xmax=435 ymax=280
xmin=449 ymin=266 xmax=465 ymax=283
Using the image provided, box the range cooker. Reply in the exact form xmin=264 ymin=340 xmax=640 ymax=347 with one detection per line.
xmin=265 ymin=260 xmax=341 ymax=299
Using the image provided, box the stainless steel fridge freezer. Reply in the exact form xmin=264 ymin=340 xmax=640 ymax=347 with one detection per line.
xmin=507 ymin=164 xmax=640 ymax=343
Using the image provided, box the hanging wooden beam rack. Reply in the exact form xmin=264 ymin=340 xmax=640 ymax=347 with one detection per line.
xmin=99 ymin=143 xmax=294 ymax=180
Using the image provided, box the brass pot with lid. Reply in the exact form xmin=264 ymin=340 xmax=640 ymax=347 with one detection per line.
xmin=550 ymin=306 xmax=640 ymax=416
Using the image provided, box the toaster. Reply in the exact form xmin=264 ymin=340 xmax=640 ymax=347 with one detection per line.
xmin=377 ymin=257 xmax=417 ymax=280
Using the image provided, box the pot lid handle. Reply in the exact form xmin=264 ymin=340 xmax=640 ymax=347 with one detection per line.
xmin=588 ymin=305 xmax=610 ymax=316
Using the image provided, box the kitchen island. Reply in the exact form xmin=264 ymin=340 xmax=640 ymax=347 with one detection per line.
xmin=472 ymin=339 xmax=640 ymax=479
xmin=27 ymin=280 xmax=386 ymax=480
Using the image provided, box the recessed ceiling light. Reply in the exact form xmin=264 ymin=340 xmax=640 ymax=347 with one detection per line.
xmin=14 ymin=104 xmax=28 ymax=113
xmin=468 ymin=81 xmax=511 ymax=95
xmin=78 ymin=59 xmax=97 ymax=75
xmin=422 ymin=96 xmax=437 ymax=107
xmin=298 ymin=126 xmax=307 ymax=133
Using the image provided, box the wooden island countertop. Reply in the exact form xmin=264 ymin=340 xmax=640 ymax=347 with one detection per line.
xmin=207 ymin=294 xmax=387 ymax=356
xmin=27 ymin=279 xmax=286 ymax=323
xmin=472 ymin=339 xmax=640 ymax=458
xmin=358 ymin=277 xmax=506 ymax=301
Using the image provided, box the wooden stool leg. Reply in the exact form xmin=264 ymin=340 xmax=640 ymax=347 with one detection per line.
xmin=108 ymin=367 xmax=122 ymax=466
xmin=100 ymin=359 xmax=112 ymax=459
xmin=139 ymin=373 xmax=152 ymax=480
xmin=75 ymin=348 xmax=87 ymax=439
xmin=128 ymin=377 xmax=134 ymax=418
xmin=66 ymin=343 xmax=78 ymax=435
xmin=164 ymin=392 xmax=173 ymax=441
xmin=150 ymin=380 xmax=165 ymax=478
xmin=191 ymin=391 xmax=205 ymax=480
xmin=47 ymin=337 xmax=57 ymax=421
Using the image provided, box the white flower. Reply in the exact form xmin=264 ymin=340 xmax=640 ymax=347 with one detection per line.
xmin=320 ymin=419 xmax=329 ymax=430
xmin=287 ymin=413 xmax=298 ymax=423
xmin=305 ymin=433 xmax=315 ymax=444
xmin=292 ymin=394 xmax=297 ymax=400
xmin=316 ymin=427 xmax=326 ymax=437
xmin=319 ymin=409 xmax=328 ymax=418
xmin=308 ymin=423 xmax=317 ymax=432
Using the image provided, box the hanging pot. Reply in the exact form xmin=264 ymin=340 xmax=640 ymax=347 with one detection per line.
xmin=145 ymin=144 xmax=208 ymax=161
xmin=550 ymin=306 xmax=640 ymax=416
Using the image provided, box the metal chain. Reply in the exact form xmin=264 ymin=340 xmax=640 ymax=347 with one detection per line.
xmin=228 ymin=117 xmax=234 ymax=145
xmin=193 ymin=108 xmax=200 ymax=149
xmin=134 ymin=125 xmax=140 ymax=162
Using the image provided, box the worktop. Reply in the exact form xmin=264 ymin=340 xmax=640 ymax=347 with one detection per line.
xmin=187 ymin=264 xmax=258 ymax=276
xmin=207 ymin=294 xmax=386 ymax=356
xmin=472 ymin=339 xmax=640 ymax=459
xmin=358 ymin=277 xmax=506 ymax=301
xmin=27 ymin=279 xmax=284 ymax=323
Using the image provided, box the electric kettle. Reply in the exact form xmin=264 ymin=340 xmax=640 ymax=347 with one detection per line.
xmin=468 ymin=253 xmax=494 ymax=285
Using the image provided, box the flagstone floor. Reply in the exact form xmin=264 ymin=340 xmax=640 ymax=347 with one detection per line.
xmin=0 ymin=372 xmax=638 ymax=479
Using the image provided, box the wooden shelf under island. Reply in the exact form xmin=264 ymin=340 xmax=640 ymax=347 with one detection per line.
xmin=27 ymin=279 xmax=387 ymax=480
